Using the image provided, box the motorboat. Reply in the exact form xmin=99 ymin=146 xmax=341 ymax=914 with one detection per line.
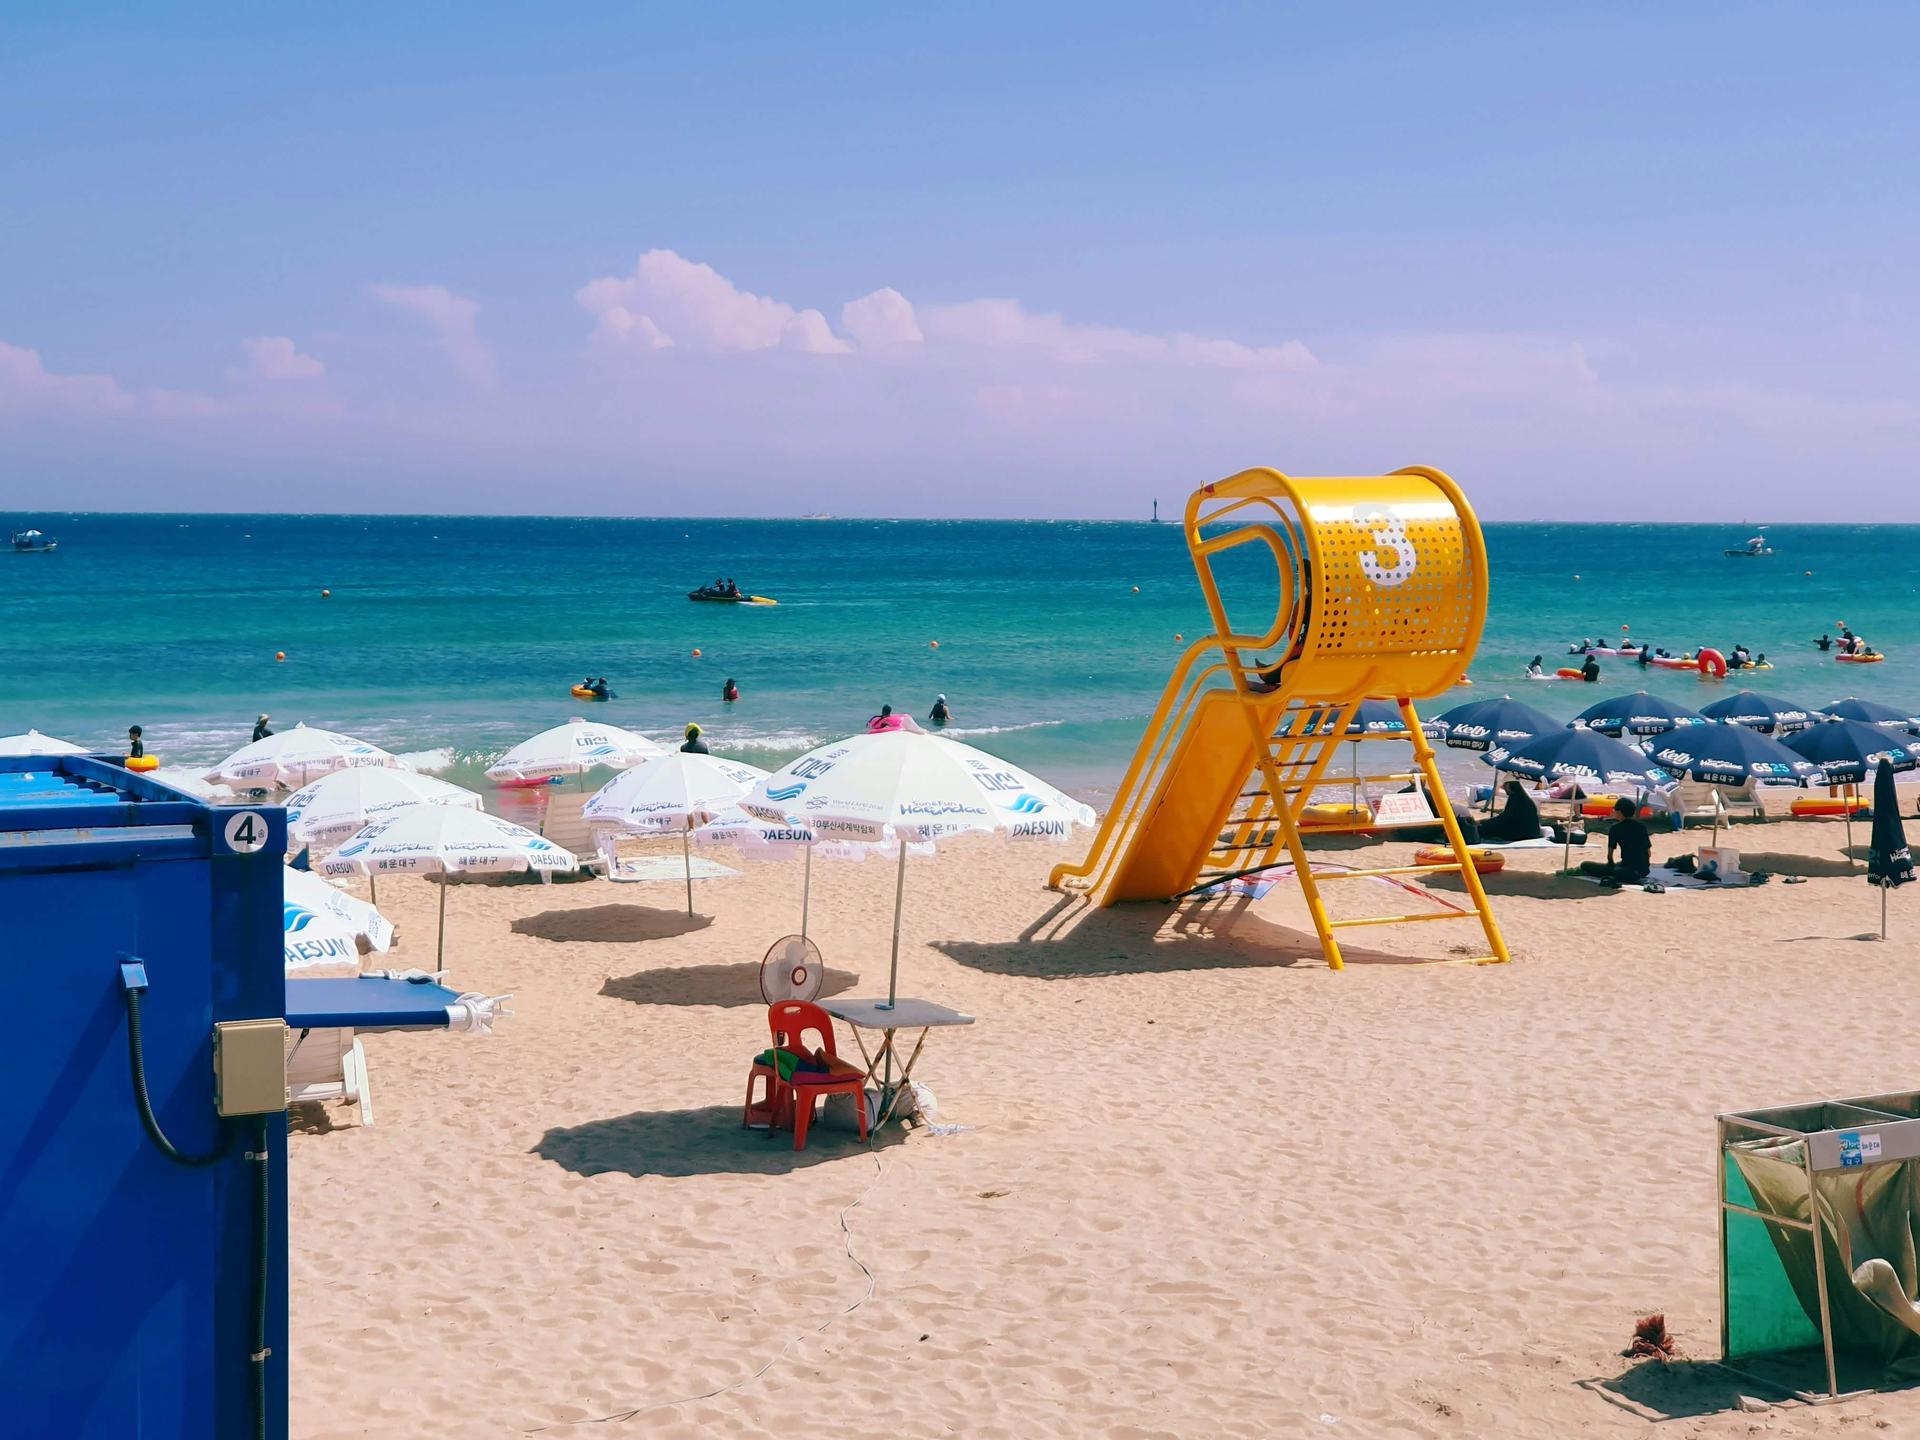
xmin=1724 ymin=535 xmax=1773 ymax=557
xmin=9 ymin=529 xmax=57 ymax=553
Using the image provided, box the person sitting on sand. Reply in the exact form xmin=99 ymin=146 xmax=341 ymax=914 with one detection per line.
xmin=1480 ymin=781 xmax=1543 ymax=844
xmin=722 ymin=677 xmax=740 ymax=703
xmin=929 ymin=693 xmax=951 ymax=725
xmin=1579 ymin=797 xmax=1652 ymax=885
xmin=1525 ymin=656 xmax=1544 ymax=678
xmin=1580 ymin=654 xmax=1600 ymax=683
xmin=252 ymin=713 xmax=273 ymax=742
xmin=680 ymin=723 xmax=709 ymax=754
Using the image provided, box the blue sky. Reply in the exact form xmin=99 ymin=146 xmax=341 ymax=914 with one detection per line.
xmin=4 ymin=4 xmax=1917 ymax=517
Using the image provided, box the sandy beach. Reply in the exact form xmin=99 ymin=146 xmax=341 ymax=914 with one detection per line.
xmin=288 ymin=802 xmax=1920 ymax=1439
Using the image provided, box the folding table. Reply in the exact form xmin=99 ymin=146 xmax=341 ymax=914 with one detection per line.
xmin=819 ymin=995 xmax=974 ymax=1127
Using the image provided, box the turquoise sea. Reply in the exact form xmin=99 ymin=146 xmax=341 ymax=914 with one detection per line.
xmin=4 ymin=514 xmax=1917 ymax=802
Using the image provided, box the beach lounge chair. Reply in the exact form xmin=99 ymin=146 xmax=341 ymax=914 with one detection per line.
xmin=285 ymin=973 xmax=511 ymax=1127
xmin=1673 ymin=778 xmax=1765 ymax=826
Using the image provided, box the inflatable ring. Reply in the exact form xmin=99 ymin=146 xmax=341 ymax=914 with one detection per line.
xmin=1301 ymin=801 xmax=1372 ymax=828
xmin=1696 ymin=647 xmax=1729 ymax=678
xmin=1555 ymin=667 xmax=1585 ymax=679
xmin=1414 ymin=844 xmax=1505 ymax=874
xmin=570 ymin=685 xmax=601 ymax=699
xmin=126 ymin=754 xmax=159 ymax=773
xmin=1837 ymin=653 xmax=1885 ymax=664
xmin=1791 ymin=795 xmax=1870 ymax=817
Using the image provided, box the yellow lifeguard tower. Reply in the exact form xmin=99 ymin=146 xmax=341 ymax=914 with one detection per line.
xmin=1050 ymin=466 xmax=1510 ymax=970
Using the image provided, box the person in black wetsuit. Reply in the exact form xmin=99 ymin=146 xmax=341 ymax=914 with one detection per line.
xmin=1525 ymin=656 xmax=1545 ymax=679
xmin=127 ymin=725 xmax=145 ymax=760
xmin=681 ymin=723 xmax=709 ymax=754
xmin=253 ymin=713 xmax=273 ymax=742
xmin=1638 ymin=644 xmax=1653 ymax=669
xmin=1815 ymin=633 xmax=1833 ymax=652
xmin=1580 ymin=654 xmax=1601 ymax=683
xmin=1480 ymin=781 xmax=1543 ymax=843
xmin=590 ymin=677 xmax=611 ymax=699
xmin=1580 ymin=797 xmax=1652 ymax=884
xmin=929 ymin=693 xmax=951 ymax=725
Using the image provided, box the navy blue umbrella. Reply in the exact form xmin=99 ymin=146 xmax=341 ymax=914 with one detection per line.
xmin=1488 ymin=729 xmax=1673 ymax=868
xmin=1572 ymin=691 xmax=1710 ymax=737
xmin=1783 ymin=719 xmax=1916 ymax=787
xmin=1818 ymin=697 xmax=1920 ymax=734
xmin=1869 ymin=757 xmax=1913 ymax=938
xmin=1488 ymin=728 xmax=1674 ymax=788
xmin=1699 ymin=690 xmax=1816 ymax=733
xmin=1431 ymin=696 xmax=1557 ymax=753
xmin=1644 ymin=722 xmax=1819 ymax=788
xmin=1278 ymin=699 xmax=1420 ymax=737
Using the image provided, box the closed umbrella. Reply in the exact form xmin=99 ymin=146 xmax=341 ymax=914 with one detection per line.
xmin=1488 ymin=729 xmax=1674 ymax=869
xmin=485 ymin=718 xmax=664 ymax=787
xmin=1572 ymin=691 xmax=1709 ymax=737
xmin=1699 ymin=691 xmax=1816 ymax=734
xmin=1431 ymin=696 xmax=1557 ymax=753
xmin=583 ymin=752 xmax=769 ymax=914
xmin=1784 ymin=721 xmax=1916 ymax=870
xmin=283 ymin=868 xmax=395 ymax=974
xmin=207 ymin=723 xmax=398 ymax=788
xmin=0 ymin=730 xmax=88 ymax=757
xmin=1867 ymin=757 xmax=1914 ymax=939
xmin=1818 ymin=697 xmax=1920 ymax=735
xmin=318 ymin=805 xmax=577 ymax=967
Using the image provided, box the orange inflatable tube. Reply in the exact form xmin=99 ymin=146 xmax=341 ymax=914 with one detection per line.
xmin=1415 ymin=844 xmax=1505 ymax=874
xmin=1790 ymin=795 xmax=1869 ymax=817
xmin=1696 ymin=647 xmax=1729 ymax=678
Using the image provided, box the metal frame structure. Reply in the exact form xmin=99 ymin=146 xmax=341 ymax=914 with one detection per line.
xmin=1050 ymin=466 xmax=1509 ymax=970
xmin=1718 ymin=1092 xmax=1920 ymax=1402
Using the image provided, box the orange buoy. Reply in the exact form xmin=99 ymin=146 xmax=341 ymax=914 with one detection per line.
xmin=1174 ymin=633 xmax=1184 ymax=642
xmin=929 ymin=640 xmax=939 ymax=649
xmin=275 ymin=651 xmax=286 ymax=662
xmin=1131 ymin=585 xmax=1140 ymax=593
xmin=692 ymin=648 xmax=702 ymax=658
xmin=321 ymin=588 xmax=331 ymax=598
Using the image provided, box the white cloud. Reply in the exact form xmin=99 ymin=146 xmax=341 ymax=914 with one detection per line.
xmin=840 ymin=288 xmax=924 ymax=350
xmin=917 ymin=297 xmax=1316 ymax=371
xmin=0 ymin=340 xmax=133 ymax=414
xmin=577 ymin=249 xmax=851 ymax=355
xmin=372 ymin=283 xmax=498 ymax=390
xmin=232 ymin=335 xmax=324 ymax=382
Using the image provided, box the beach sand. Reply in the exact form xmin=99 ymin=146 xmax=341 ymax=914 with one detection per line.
xmin=290 ymin=807 xmax=1920 ymax=1438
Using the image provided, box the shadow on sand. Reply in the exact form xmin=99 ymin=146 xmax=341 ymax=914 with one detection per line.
xmin=1579 ymin=1357 xmax=1803 ymax=1422
xmin=533 ymin=1103 xmax=901 ymax=1178
xmin=512 ymin=903 xmax=712 ymax=944
xmin=600 ymin=961 xmax=860 ymax=1009
xmin=935 ymin=892 xmax=1460 ymax=978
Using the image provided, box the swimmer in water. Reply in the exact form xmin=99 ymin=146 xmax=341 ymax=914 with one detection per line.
xmin=1525 ymin=656 xmax=1544 ymax=679
xmin=1580 ymin=654 xmax=1600 ymax=683
xmin=127 ymin=725 xmax=145 ymax=760
xmin=929 ymin=693 xmax=951 ymax=724
xmin=722 ymin=677 xmax=740 ymax=703
xmin=253 ymin=713 xmax=273 ymax=742
xmin=680 ymin=723 xmax=709 ymax=754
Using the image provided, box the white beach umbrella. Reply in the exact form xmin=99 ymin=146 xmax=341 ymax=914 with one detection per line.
xmin=584 ymin=752 xmax=768 ymax=913
xmin=742 ymin=730 xmax=1096 ymax=1008
xmin=283 ymin=868 xmax=395 ymax=975
xmin=286 ymin=768 xmax=483 ymax=850
xmin=0 ymin=730 xmax=88 ymax=756
xmin=149 ymin=767 xmax=235 ymax=802
xmin=485 ymin=717 xmax=665 ymax=786
xmin=318 ymin=804 xmax=577 ymax=966
xmin=206 ymin=722 xmax=398 ymax=788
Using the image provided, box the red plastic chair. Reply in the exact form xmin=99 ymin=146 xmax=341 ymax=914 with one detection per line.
xmin=767 ymin=1000 xmax=868 ymax=1150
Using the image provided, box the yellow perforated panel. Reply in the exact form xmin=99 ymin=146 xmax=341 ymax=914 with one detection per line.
xmin=1309 ymin=506 xmax=1476 ymax=658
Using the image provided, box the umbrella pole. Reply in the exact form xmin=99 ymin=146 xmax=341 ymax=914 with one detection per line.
xmin=436 ymin=875 xmax=447 ymax=972
xmin=1882 ymin=883 xmax=1889 ymax=941
xmin=800 ymin=846 xmax=812 ymax=940
xmin=369 ymin=871 xmax=378 ymax=905
xmin=1847 ymin=809 xmax=1854 ymax=873
xmin=882 ymin=840 xmax=908 ymax=1104
xmin=683 ymin=830 xmax=694 ymax=916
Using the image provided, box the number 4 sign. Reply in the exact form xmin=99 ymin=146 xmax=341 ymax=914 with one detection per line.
xmin=222 ymin=810 xmax=270 ymax=854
